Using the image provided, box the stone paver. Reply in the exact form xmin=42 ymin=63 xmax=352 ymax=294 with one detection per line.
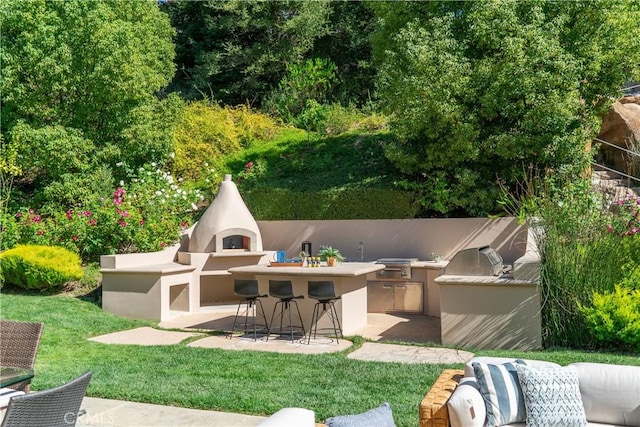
xmin=88 ymin=327 xmax=201 ymax=346
xmin=347 ymin=342 xmax=474 ymax=364
xmin=188 ymin=334 xmax=352 ymax=354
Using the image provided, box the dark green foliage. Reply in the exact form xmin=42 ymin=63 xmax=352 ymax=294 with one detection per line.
xmin=0 ymin=245 xmax=83 ymax=291
xmin=372 ymin=0 xmax=640 ymax=217
xmin=162 ymin=0 xmax=331 ymax=107
xmin=309 ymin=1 xmax=377 ymax=107
xmin=264 ymin=58 xmax=338 ymax=127
xmin=1 ymin=0 xmax=181 ymax=213
xmin=243 ymin=187 xmax=419 ymax=220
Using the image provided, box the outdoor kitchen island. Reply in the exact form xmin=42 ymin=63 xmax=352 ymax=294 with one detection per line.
xmin=228 ymin=262 xmax=385 ymax=335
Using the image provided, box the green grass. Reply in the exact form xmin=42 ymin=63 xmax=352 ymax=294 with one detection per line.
xmin=221 ymin=129 xmax=401 ymax=191
xmin=1 ymin=292 xmax=638 ymax=426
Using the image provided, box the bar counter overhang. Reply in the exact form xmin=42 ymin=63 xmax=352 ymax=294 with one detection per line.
xmin=228 ymin=262 xmax=384 ymax=335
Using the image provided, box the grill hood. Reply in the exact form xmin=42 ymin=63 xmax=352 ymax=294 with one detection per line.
xmin=445 ymin=246 xmax=503 ymax=276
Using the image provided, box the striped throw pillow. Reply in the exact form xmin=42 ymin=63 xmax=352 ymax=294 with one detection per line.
xmin=472 ymin=360 xmax=527 ymax=426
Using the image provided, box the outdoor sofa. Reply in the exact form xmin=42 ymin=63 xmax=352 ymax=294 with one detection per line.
xmin=420 ymin=356 xmax=640 ymax=427
xmin=257 ymin=402 xmax=396 ymax=426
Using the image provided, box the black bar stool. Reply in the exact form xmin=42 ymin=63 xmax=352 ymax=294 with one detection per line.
xmin=307 ymin=280 xmax=343 ymax=344
xmin=267 ymin=280 xmax=305 ymax=343
xmin=229 ymin=279 xmax=269 ymax=341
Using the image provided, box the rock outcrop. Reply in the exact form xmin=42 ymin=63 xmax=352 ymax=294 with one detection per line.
xmin=597 ymin=96 xmax=640 ymax=174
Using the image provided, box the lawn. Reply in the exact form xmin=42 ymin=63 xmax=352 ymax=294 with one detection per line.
xmin=1 ymin=291 xmax=638 ymax=427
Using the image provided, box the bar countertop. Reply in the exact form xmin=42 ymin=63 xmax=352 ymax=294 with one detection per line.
xmin=228 ymin=262 xmax=384 ymax=277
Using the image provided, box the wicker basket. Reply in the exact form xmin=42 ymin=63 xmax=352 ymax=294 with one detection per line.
xmin=419 ymin=369 xmax=464 ymax=427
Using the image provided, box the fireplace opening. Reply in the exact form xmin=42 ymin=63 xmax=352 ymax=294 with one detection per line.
xmin=223 ymin=235 xmax=250 ymax=251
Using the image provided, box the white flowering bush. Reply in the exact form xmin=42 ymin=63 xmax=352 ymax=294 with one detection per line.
xmin=1 ymin=163 xmax=205 ymax=262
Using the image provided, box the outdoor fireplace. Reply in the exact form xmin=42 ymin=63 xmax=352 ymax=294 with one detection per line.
xmin=188 ymin=174 xmax=263 ymax=253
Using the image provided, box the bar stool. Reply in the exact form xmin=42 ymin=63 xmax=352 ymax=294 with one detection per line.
xmin=229 ymin=279 xmax=269 ymax=341
xmin=307 ymin=280 xmax=343 ymax=344
xmin=267 ymin=280 xmax=305 ymax=343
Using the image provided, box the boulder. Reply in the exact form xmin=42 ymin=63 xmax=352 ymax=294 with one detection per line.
xmin=597 ymin=97 xmax=640 ymax=174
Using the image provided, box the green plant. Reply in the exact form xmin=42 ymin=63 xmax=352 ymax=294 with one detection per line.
xmin=2 ymin=293 xmax=639 ymax=427
xmin=0 ymin=245 xmax=83 ymax=291
xmin=317 ymin=245 xmax=344 ymax=261
xmin=2 ymin=163 xmax=202 ymax=263
xmin=579 ymin=283 xmax=640 ymax=351
xmin=265 ymin=58 xmax=337 ymax=125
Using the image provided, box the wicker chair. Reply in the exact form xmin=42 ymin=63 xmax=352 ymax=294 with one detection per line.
xmin=419 ymin=369 xmax=464 ymax=427
xmin=0 ymin=320 xmax=43 ymax=393
xmin=1 ymin=371 xmax=92 ymax=427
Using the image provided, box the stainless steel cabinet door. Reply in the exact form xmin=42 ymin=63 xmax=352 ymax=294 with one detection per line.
xmin=393 ymin=282 xmax=424 ymax=313
xmin=367 ymin=282 xmax=394 ymax=312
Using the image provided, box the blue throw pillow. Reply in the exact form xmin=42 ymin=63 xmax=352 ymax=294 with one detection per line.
xmin=472 ymin=360 xmax=527 ymax=426
xmin=325 ymin=402 xmax=396 ymax=427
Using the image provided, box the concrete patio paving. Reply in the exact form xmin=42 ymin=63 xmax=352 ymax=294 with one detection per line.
xmin=89 ymin=306 xmax=452 ymax=358
xmin=79 ymin=397 xmax=266 ymax=427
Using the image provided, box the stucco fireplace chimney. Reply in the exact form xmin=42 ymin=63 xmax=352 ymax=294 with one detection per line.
xmin=188 ymin=174 xmax=263 ymax=253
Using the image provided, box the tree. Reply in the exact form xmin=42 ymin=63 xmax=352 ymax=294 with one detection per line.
xmin=309 ymin=1 xmax=378 ymax=107
xmin=1 ymin=0 xmax=179 ymax=207
xmin=162 ymin=0 xmax=331 ymax=107
xmin=372 ymin=0 xmax=640 ymax=216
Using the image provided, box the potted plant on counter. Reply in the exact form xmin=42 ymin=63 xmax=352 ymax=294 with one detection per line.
xmin=318 ymin=246 xmax=344 ymax=266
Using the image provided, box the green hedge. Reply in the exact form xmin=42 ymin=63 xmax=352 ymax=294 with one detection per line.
xmin=242 ymin=187 xmax=420 ymax=220
xmin=0 ymin=245 xmax=83 ymax=291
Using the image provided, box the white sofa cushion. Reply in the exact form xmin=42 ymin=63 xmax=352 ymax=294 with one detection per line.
xmin=570 ymin=362 xmax=640 ymax=427
xmin=447 ymin=377 xmax=486 ymax=427
xmin=515 ymin=364 xmax=587 ymax=427
xmin=257 ymin=407 xmax=316 ymax=427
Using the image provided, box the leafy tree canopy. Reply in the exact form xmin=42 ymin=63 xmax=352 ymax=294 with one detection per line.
xmin=1 ymin=0 xmax=177 ymax=172
xmin=372 ymin=0 xmax=640 ymax=216
xmin=162 ymin=0 xmax=331 ymax=107
xmin=1 ymin=0 xmax=179 ymax=208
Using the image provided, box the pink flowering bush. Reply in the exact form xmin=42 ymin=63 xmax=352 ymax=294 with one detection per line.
xmin=607 ymin=195 xmax=640 ymax=237
xmin=1 ymin=164 xmax=203 ymax=262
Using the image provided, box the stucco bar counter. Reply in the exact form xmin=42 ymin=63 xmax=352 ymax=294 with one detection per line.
xmin=435 ymin=274 xmax=541 ymax=350
xmin=228 ymin=262 xmax=384 ymax=336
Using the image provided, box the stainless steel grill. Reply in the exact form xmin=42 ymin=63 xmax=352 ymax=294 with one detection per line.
xmin=445 ymin=246 xmax=505 ymax=276
xmin=374 ymin=258 xmax=416 ymax=281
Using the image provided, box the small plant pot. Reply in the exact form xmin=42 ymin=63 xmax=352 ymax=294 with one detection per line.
xmin=326 ymin=257 xmax=337 ymax=266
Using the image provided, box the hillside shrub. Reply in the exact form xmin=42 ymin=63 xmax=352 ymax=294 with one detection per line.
xmin=1 ymin=164 xmax=201 ymax=263
xmin=242 ymin=187 xmax=419 ymax=220
xmin=265 ymin=58 xmax=337 ymax=125
xmin=172 ymin=101 xmax=281 ymax=183
xmin=0 ymin=245 xmax=83 ymax=291
xmin=579 ymin=279 xmax=640 ymax=352
xmin=320 ymin=105 xmax=388 ymax=136
xmin=510 ymin=171 xmax=640 ymax=349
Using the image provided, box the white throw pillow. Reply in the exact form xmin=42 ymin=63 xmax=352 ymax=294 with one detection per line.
xmin=447 ymin=378 xmax=486 ymax=427
xmin=515 ymin=364 xmax=587 ymax=427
